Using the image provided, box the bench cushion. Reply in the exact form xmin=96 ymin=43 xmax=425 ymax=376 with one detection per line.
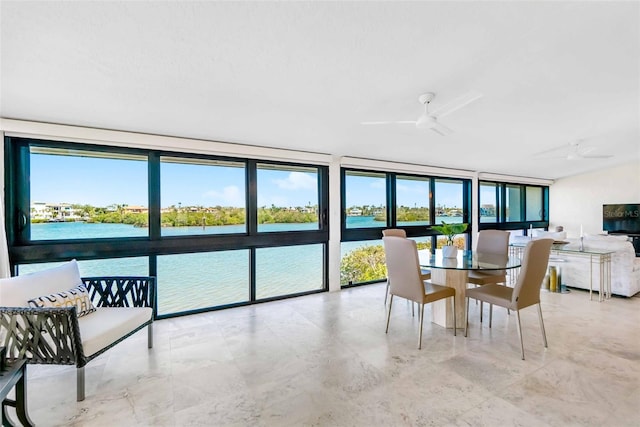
xmin=0 ymin=260 xmax=82 ymax=307
xmin=78 ymin=307 xmax=152 ymax=357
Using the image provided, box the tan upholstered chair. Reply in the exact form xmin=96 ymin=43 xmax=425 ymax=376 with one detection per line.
xmin=464 ymin=238 xmax=554 ymax=360
xmin=382 ymin=229 xmax=431 ymax=305
xmin=383 ymin=236 xmax=456 ymax=349
xmin=468 ymin=229 xmax=510 ymax=320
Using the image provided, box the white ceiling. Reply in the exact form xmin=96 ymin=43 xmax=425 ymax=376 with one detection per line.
xmin=1 ymin=1 xmax=639 ymax=180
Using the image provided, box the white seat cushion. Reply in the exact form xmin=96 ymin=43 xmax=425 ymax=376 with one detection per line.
xmin=78 ymin=307 xmax=152 ymax=357
xmin=0 ymin=260 xmax=82 ymax=307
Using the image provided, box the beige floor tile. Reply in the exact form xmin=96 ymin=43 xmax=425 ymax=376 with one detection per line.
xmin=19 ymin=284 xmax=640 ymax=426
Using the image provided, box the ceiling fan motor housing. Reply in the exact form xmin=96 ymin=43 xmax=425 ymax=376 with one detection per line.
xmin=416 ymin=114 xmax=437 ymax=129
xmin=418 ymin=93 xmax=435 ymax=105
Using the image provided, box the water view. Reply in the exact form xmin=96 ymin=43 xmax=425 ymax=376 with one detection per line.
xmin=21 ymin=216 xmax=464 ymax=315
xmin=23 ymin=222 xmax=324 ymax=315
xmin=16 ymin=145 xmax=477 ymax=315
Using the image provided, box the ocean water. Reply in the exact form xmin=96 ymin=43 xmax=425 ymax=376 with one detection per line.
xmin=24 ymin=217 xmax=461 ymax=315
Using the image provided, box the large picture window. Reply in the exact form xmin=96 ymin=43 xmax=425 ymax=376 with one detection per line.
xmin=5 ymin=137 xmax=329 ymax=318
xmin=255 ymin=244 xmax=324 ymax=298
xmin=344 ymin=171 xmax=386 ymax=229
xmin=341 ymin=168 xmax=471 ymax=286
xmin=479 ymin=182 xmax=498 ymax=223
xmin=478 ymin=180 xmax=549 ymax=232
xmin=526 ymin=186 xmax=543 ymax=221
xmin=257 ymin=164 xmax=320 ymax=232
xmin=396 ymin=176 xmax=430 ymax=227
xmin=434 ymin=179 xmax=465 ymax=225
xmin=156 ymin=251 xmax=250 ymax=315
xmin=29 ymin=146 xmax=148 ymax=240
xmin=160 ymin=157 xmax=246 ymax=236
xmin=340 ymin=240 xmax=386 ymax=286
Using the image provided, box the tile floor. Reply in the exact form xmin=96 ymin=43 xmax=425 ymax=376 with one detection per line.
xmin=15 ymin=284 xmax=640 ymax=426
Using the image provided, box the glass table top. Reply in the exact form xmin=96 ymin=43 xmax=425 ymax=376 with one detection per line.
xmin=509 ymin=241 xmax=615 ymax=255
xmin=418 ymin=249 xmax=521 ymax=271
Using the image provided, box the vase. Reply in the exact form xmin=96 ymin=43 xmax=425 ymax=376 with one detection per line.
xmin=442 ymin=245 xmax=458 ymax=258
xmin=549 ymin=266 xmax=557 ymax=292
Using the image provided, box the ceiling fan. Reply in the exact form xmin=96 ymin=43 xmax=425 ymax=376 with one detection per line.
xmin=534 ymin=140 xmax=613 ymax=161
xmin=361 ymin=91 xmax=483 ymax=136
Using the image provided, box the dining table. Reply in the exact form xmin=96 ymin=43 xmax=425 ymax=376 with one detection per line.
xmin=419 ymin=249 xmax=522 ymax=329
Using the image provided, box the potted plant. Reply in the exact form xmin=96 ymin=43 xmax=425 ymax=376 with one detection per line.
xmin=432 ymin=221 xmax=468 ymax=258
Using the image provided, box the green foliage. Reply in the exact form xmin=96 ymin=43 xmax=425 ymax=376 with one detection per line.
xmin=257 ymin=207 xmax=316 ymax=224
xmin=435 ymin=235 xmax=466 ymax=249
xmin=431 ymin=221 xmax=468 ymax=245
xmin=82 ymin=205 xmax=317 ymax=227
xmin=340 ymin=244 xmax=387 ymax=284
xmin=372 ymin=207 xmax=430 ymax=223
xmin=396 ymin=207 xmax=430 ymax=222
xmin=373 ymin=212 xmax=387 ymax=222
xmin=340 ymin=239 xmax=433 ymax=285
xmin=160 ymin=208 xmax=247 ymax=227
xmin=416 ymin=241 xmax=432 ymax=250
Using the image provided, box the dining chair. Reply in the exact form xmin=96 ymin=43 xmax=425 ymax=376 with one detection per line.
xmin=467 ymin=229 xmax=510 ymax=320
xmin=383 ymin=236 xmax=456 ymax=349
xmin=382 ymin=229 xmax=431 ymax=306
xmin=464 ymin=238 xmax=554 ymax=360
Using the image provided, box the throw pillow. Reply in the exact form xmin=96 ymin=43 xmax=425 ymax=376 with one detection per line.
xmin=27 ymin=283 xmax=96 ymax=317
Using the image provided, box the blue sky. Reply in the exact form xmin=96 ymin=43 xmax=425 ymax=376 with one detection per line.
xmin=479 ymin=185 xmax=497 ymax=206
xmin=30 ymin=154 xmax=319 ymax=208
xmin=345 ymin=174 xmax=464 ymax=208
xmin=30 ymin=154 xmax=148 ymax=206
xmin=31 ymin=153 xmax=466 ymax=208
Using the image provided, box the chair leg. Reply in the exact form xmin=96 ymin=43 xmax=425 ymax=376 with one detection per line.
xmin=489 ymin=303 xmax=493 ymax=328
xmin=464 ymin=297 xmax=470 ymax=337
xmin=537 ymin=303 xmax=548 ymax=348
xmin=452 ymin=296 xmax=456 ymax=336
xmin=148 ymin=323 xmax=154 ymax=349
xmin=384 ymin=280 xmax=390 ymax=305
xmin=516 ymin=310 xmax=525 ymax=360
xmin=418 ymin=303 xmax=425 ymax=349
xmin=77 ymin=366 xmax=85 ymax=402
xmin=385 ymin=295 xmax=393 ymax=333
xmin=412 ymin=301 xmax=415 ymax=317
xmin=501 ymin=281 xmax=511 ymax=315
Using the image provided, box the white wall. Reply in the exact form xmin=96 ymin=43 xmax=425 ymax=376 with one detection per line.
xmin=549 ymin=160 xmax=640 ymax=238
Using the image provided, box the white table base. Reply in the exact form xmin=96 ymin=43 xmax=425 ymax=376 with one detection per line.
xmin=430 ymin=268 xmax=468 ymax=329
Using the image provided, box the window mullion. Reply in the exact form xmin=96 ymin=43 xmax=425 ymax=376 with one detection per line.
xmin=247 ymin=160 xmax=258 ymax=236
xmin=148 ymin=152 xmax=161 ymax=240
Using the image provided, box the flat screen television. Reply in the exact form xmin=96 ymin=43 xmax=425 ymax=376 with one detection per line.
xmin=603 ymin=204 xmax=640 ymax=234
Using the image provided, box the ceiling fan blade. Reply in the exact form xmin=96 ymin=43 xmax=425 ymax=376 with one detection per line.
xmin=581 ymin=154 xmax=613 ymax=159
xmin=431 ymin=91 xmax=483 ymax=118
xmin=361 ymin=120 xmax=416 ymax=125
xmin=430 ymin=122 xmax=454 ymax=136
xmin=533 ymin=145 xmax=571 ymax=157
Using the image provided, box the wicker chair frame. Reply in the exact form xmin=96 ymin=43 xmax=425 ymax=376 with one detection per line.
xmin=0 ymin=276 xmax=155 ymax=401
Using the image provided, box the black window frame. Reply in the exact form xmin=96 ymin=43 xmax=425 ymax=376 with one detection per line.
xmin=340 ymin=167 xmax=472 ymax=287
xmin=341 ymin=168 xmax=472 ymax=241
xmin=4 ymin=136 xmax=330 ymax=318
xmin=478 ymin=180 xmax=549 ymax=233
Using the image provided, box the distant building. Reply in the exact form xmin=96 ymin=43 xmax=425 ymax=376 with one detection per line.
xmin=30 ymin=202 xmax=82 ymax=221
xmin=31 ymin=202 xmax=53 ymax=220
